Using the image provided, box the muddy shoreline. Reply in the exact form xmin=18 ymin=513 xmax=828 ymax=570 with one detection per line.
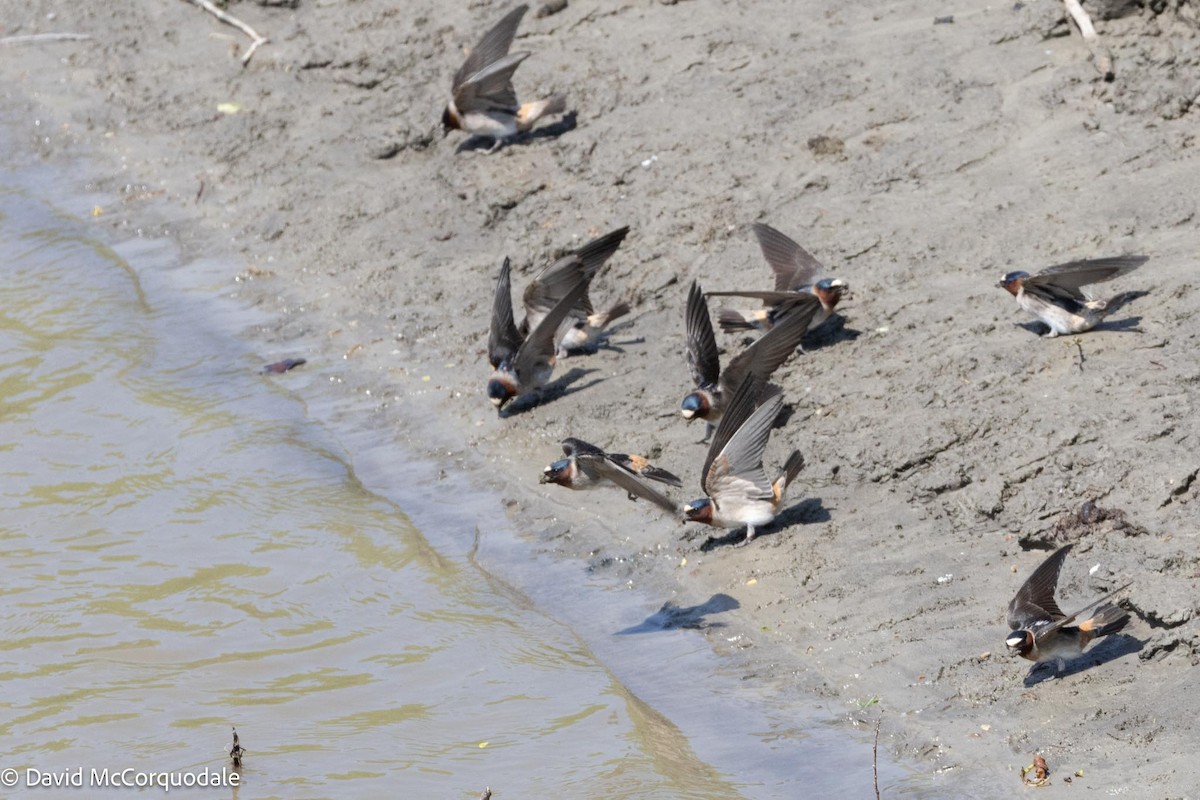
xmin=3 ymin=0 xmax=1199 ymax=794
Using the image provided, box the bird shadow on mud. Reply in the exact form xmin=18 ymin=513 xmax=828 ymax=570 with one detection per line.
xmin=564 ymin=333 xmax=645 ymax=358
xmin=500 ymin=367 xmax=601 ymax=417
xmin=728 ymin=317 xmax=860 ymax=354
xmin=615 ymin=593 xmax=740 ymax=634
xmin=1022 ymin=633 xmax=1144 ymax=687
xmin=1016 ymin=321 xmax=1052 ymax=336
xmin=1095 ymin=315 xmax=1145 ymax=334
xmin=455 ymin=112 xmax=578 ymax=154
xmin=774 ymin=403 xmax=799 ymax=428
xmin=697 ymin=497 xmax=829 ymax=552
xmin=802 ymin=316 xmax=860 ymax=351
xmin=593 ymin=336 xmax=643 ymax=355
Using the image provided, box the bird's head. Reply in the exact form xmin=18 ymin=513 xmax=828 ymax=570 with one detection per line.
xmin=997 ymin=271 xmax=1030 ymax=297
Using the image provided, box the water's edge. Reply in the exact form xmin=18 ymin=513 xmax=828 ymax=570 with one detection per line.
xmin=0 ymin=123 xmax=910 ymax=797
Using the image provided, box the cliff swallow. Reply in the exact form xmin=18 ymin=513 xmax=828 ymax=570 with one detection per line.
xmin=442 ymin=5 xmax=566 ymax=152
xmin=707 ymin=223 xmax=849 ymax=334
xmin=997 ymin=255 xmax=1148 ymax=337
xmin=541 ymin=437 xmax=682 ymax=499
xmin=624 ymin=376 xmax=804 ymax=546
xmin=520 ymin=227 xmax=631 ymax=355
xmin=682 ymin=279 xmax=819 ymax=441
xmin=1006 ymin=543 xmax=1132 ymax=676
xmin=487 ymin=257 xmax=587 ymax=412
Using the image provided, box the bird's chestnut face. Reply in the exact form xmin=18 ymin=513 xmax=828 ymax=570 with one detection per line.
xmin=441 ymin=106 xmax=459 ymax=135
xmin=540 ymin=458 xmax=571 ymax=485
xmin=814 ymin=278 xmax=848 ymax=308
xmin=684 ymin=498 xmax=714 ymax=523
xmin=997 ymin=271 xmax=1029 ymax=296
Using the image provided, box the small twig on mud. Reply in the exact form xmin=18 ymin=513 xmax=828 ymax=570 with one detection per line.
xmin=1063 ymin=0 xmax=1114 ymax=81
xmin=844 ymin=237 xmax=881 ymax=262
xmin=181 ymin=0 xmax=268 ymax=66
xmin=873 ymin=715 xmax=882 ymax=800
xmin=0 ymin=33 xmax=93 ymax=45
xmin=1071 ymin=336 xmax=1085 ymax=372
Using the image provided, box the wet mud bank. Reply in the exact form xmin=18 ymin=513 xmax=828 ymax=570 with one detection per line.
xmin=3 ymin=0 xmax=1200 ymax=794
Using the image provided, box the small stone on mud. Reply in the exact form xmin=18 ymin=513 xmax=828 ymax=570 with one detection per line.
xmin=807 ymin=135 xmax=844 ymax=157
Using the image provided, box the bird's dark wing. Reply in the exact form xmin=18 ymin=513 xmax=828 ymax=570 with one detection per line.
xmin=488 ymin=258 xmax=523 ymax=369
xmin=573 ymin=226 xmax=630 ymax=280
xmin=1033 ymin=581 xmax=1133 ymax=643
xmin=1021 ymin=282 xmax=1088 ymax=312
xmin=722 ymin=294 xmax=820 ymax=391
xmin=1007 ymin=544 xmax=1072 ymax=630
xmin=701 ymin=376 xmax=770 ymax=493
xmin=704 ymin=289 xmax=807 ymax=304
xmin=753 ymin=222 xmax=826 ymax=292
xmin=685 ymin=280 xmax=720 ymax=388
xmin=512 ymin=279 xmax=587 ymax=383
xmin=1029 ymin=256 xmax=1148 ymax=293
xmin=561 ymin=437 xmax=604 ymax=458
xmin=524 ymin=254 xmax=594 ymax=330
xmin=607 ymin=453 xmax=684 ymax=488
xmin=590 ymin=457 xmax=680 ymax=514
xmin=452 ymin=5 xmax=529 ymax=92
xmin=703 ymin=384 xmax=783 ymax=498
xmin=522 ymin=228 xmax=626 ymax=327
xmin=454 ymin=52 xmax=528 ymax=115
xmin=525 ymin=226 xmax=630 ymax=325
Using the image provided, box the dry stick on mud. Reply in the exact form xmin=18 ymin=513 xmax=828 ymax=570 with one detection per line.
xmin=1063 ymin=0 xmax=1114 ymax=81
xmin=0 ymin=33 xmax=93 ymax=45
xmin=1072 ymin=336 xmax=1086 ymax=372
xmin=873 ymin=715 xmax=882 ymax=800
xmin=180 ymin=0 xmax=268 ymax=66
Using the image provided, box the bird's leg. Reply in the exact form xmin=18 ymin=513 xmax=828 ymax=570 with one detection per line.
xmin=735 ymin=525 xmax=757 ymax=547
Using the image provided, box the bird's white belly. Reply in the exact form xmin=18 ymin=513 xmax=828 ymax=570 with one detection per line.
xmin=713 ymin=499 xmax=776 ymax=530
xmin=1018 ymin=292 xmax=1093 ymax=335
xmin=462 ymin=110 xmax=518 ymax=139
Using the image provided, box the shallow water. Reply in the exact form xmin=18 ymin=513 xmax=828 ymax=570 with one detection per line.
xmin=0 ymin=138 xmax=920 ymax=798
